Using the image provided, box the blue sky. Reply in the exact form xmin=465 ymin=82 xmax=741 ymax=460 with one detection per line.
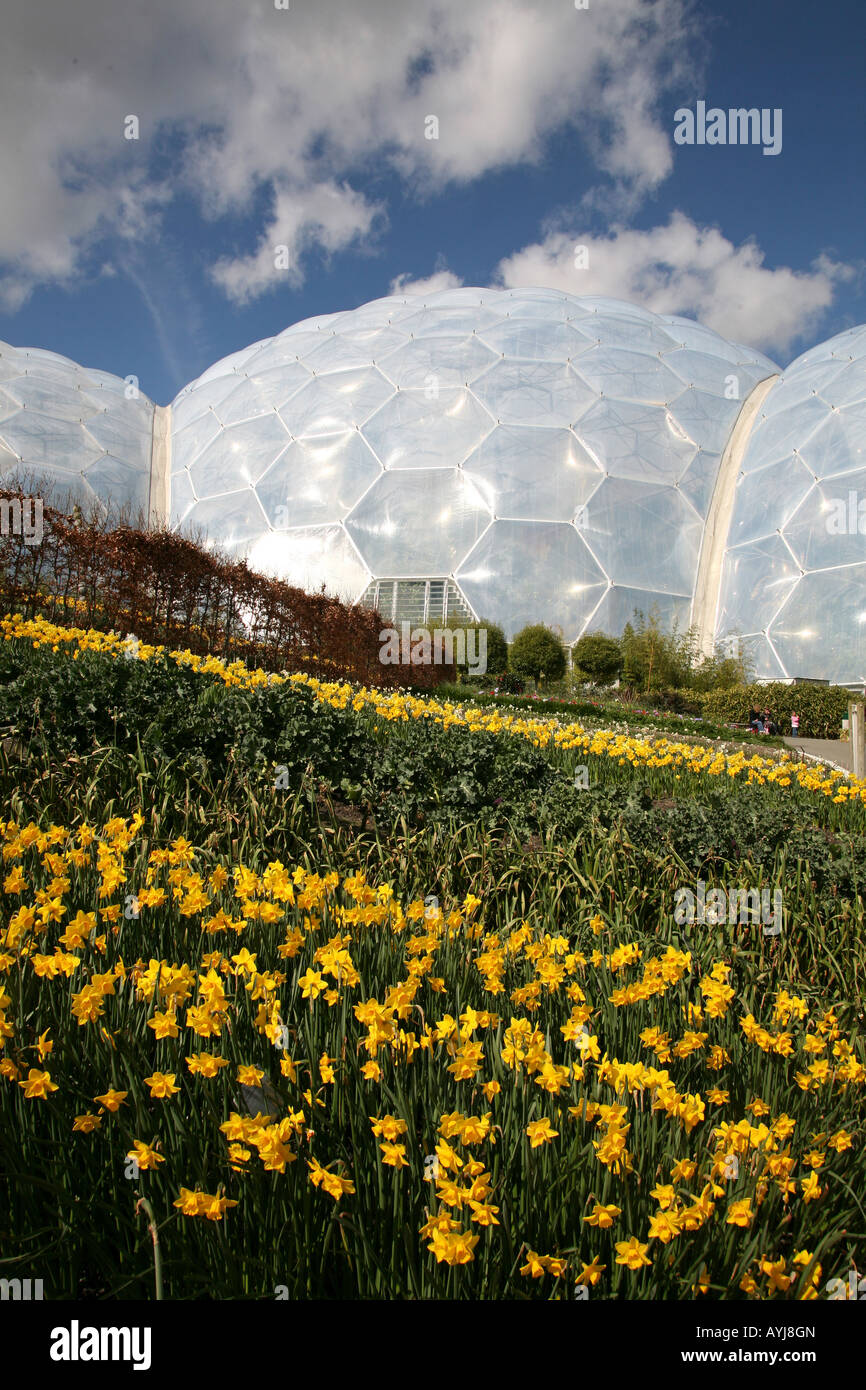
xmin=0 ymin=0 xmax=863 ymax=405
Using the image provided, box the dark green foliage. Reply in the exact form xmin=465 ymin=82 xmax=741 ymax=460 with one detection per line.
xmin=508 ymin=624 xmax=567 ymax=684
xmin=571 ymin=631 xmax=623 ymax=685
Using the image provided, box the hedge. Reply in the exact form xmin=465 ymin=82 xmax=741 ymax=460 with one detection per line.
xmin=700 ymin=683 xmax=852 ymax=740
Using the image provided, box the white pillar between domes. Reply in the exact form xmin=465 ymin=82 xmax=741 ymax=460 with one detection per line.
xmin=148 ymin=404 xmax=171 ymax=529
xmin=691 ymin=374 xmax=779 ymax=658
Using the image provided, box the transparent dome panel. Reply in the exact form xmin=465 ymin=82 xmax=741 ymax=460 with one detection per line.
xmin=574 ymin=347 xmax=684 ymax=405
xmin=457 ymin=520 xmax=606 ymax=640
xmin=84 ymin=410 xmax=153 ymax=465
xmin=181 ymin=491 xmax=270 ymax=553
xmin=663 ymin=349 xmax=757 ymax=397
xmin=345 ymin=468 xmax=491 ymax=574
xmin=377 ymin=334 xmax=498 ymax=389
xmin=82 ymin=455 xmax=150 ymax=516
xmin=169 ymin=467 xmax=197 ymax=524
xmin=171 ymin=374 xmax=245 ymax=426
xmin=171 ymin=413 xmax=223 ymax=473
xmin=246 ymin=525 xmax=369 ymax=603
xmin=770 ymin=566 xmax=866 ymax=684
xmin=463 ymin=425 xmax=601 ymax=520
xmin=190 ymin=414 xmax=292 ymax=496
xmin=796 ymin=401 xmax=866 ymax=480
xmin=587 ymin=586 xmax=690 ymax=638
xmin=715 ymin=535 xmax=802 ymax=636
xmin=742 ymin=395 xmax=829 ymax=469
xmin=678 ymin=450 xmax=721 ymax=517
xmin=583 ymin=317 xmax=678 ymax=354
xmin=478 ymin=319 xmax=595 ymax=362
xmin=578 ymin=477 xmax=702 ymax=594
xmin=667 ymin=386 xmax=743 ymax=457
xmin=825 ymin=360 xmax=866 ymax=408
xmin=301 ymin=328 xmax=408 ymax=375
xmin=726 ymin=456 xmax=816 ymax=548
xmin=215 ymin=363 xmax=312 ymax=422
xmin=283 ymin=368 xmax=394 ymax=438
xmin=2 ymin=379 xmax=104 ymax=422
xmin=361 ymin=388 xmax=494 ymax=469
xmin=255 ymin=432 xmax=381 ymax=528
xmin=782 ymin=469 xmax=866 ymax=570
xmin=0 ymin=412 xmax=104 ymax=472
xmin=576 ymin=399 xmax=697 ymax=484
xmin=472 ymin=360 xmax=596 ymax=427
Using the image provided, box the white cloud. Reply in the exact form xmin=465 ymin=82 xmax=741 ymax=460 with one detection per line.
xmin=389 ymin=267 xmax=464 ymax=297
xmin=211 ymin=183 xmax=383 ymax=303
xmin=0 ymin=0 xmax=698 ymax=306
xmin=495 ymin=213 xmax=856 ymax=353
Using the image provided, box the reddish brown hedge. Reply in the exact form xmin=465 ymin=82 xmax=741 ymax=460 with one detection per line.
xmin=0 ymin=491 xmax=451 ymax=689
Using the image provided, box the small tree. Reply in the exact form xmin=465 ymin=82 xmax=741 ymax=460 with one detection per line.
xmin=572 ymin=630 xmax=622 ymax=685
xmin=473 ymin=618 xmax=508 ymax=679
xmin=509 ymin=624 xmax=566 ymax=687
xmin=429 ymin=617 xmax=508 ymax=682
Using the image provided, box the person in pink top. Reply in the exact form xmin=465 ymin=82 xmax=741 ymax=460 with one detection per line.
xmin=791 ymin=711 xmax=800 ymax=737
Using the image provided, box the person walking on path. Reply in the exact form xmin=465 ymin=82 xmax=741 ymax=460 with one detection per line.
xmin=791 ymin=711 xmax=800 ymax=737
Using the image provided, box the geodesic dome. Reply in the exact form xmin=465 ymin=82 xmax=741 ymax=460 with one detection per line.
xmin=168 ymin=287 xmax=779 ymax=640
xmin=714 ymin=325 xmax=866 ymax=686
xmin=0 ymin=342 xmax=155 ymax=517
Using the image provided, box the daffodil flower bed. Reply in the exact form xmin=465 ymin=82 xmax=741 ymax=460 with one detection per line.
xmin=3 ymin=613 xmax=864 ymax=811
xmin=2 ymin=810 xmax=863 ymax=1300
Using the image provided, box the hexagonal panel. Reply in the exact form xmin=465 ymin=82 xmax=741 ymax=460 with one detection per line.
xmin=796 ymin=400 xmax=866 ymax=479
xmin=587 ymin=586 xmax=690 ymax=638
xmin=377 ymin=335 xmax=498 ymax=388
xmin=464 ymin=425 xmax=600 ymax=520
xmin=667 ymin=386 xmax=742 ymax=457
xmin=190 ymin=414 xmax=291 ymax=497
xmin=577 ymin=477 xmax=703 ymax=594
xmin=577 ymin=399 xmax=697 ymax=485
xmin=0 ymin=411 xmax=104 ymax=472
xmin=472 ymin=359 xmax=596 ymax=427
xmin=573 ymin=347 xmax=684 ymax=404
xmin=2 ymin=378 xmax=104 ymax=421
xmin=255 ymin=432 xmax=381 ymax=528
xmin=345 ymin=468 xmax=491 ymax=574
xmin=826 ymin=360 xmax=866 ymax=408
xmin=169 ymin=467 xmax=197 ymax=524
xmin=582 ymin=315 xmax=678 ymax=354
xmin=361 ymin=388 xmax=494 ymax=469
xmin=281 ymin=368 xmax=394 ymax=437
xmin=715 ymin=535 xmax=802 ymax=637
xmin=214 ymin=363 xmax=312 ymax=422
xmin=172 ymin=412 xmax=223 ymax=473
xmin=742 ymin=395 xmax=828 ymax=468
xmin=183 ymin=491 xmax=270 ymax=554
xmin=664 ymin=348 xmax=753 ymax=397
xmin=726 ymin=456 xmax=816 ymax=549
xmin=395 ymin=306 xmax=505 ymax=337
xmin=83 ymin=410 xmax=152 ymax=466
xmin=456 ymin=521 xmax=606 ymax=640
xmin=478 ymin=318 xmax=595 ymax=362
xmin=770 ymin=566 xmax=866 ymax=684
xmin=302 ymin=327 xmax=407 ymax=374
xmin=782 ymin=469 xmax=866 ymax=570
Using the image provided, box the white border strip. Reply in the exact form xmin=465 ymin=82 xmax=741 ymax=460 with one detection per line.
xmin=691 ymin=374 xmax=779 ymax=655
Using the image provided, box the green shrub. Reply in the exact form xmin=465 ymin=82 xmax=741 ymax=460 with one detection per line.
xmin=509 ymin=624 xmax=567 ymax=685
xmin=700 ymin=683 xmax=852 ymax=739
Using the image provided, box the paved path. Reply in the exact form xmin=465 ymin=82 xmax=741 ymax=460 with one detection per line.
xmin=783 ymin=736 xmax=852 ymax=772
